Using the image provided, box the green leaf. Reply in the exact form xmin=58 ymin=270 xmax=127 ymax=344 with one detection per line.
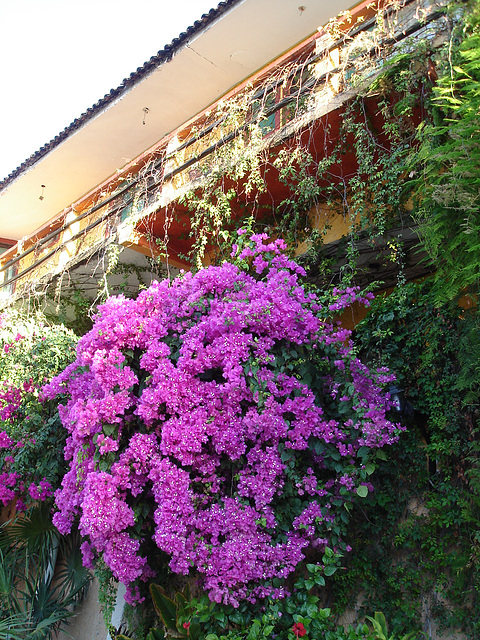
xmin=214 ymin=611 xmax=227 ymax=626
xmin=102 ymin=423 xmax=117 ymax=437
xmin=357 ymin=446 xmax=369 ymax=459
xmin=189 ymin=622 xmax=202 ymax=640
xmin=366 ymin=612 xmax=388 ymax=640
xmin=247 ymin=620 xmax=261 ymax=640
xmin=150 ymin=584 xmax=178 ymax=631
xmin=356 ymin=485 xmax=369 ymax=498
xmin=146 ymin=630 xmax=165 ymax=640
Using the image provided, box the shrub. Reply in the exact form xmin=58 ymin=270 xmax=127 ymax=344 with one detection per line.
xmin=0 ymin=310 xmax=77 ymax=509
xmin=44 ymin=232 xmax=400 ymax=606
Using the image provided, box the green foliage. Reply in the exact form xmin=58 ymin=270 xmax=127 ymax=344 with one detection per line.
xmin=179 ymin=595 xmax=418 ymax=640
xmin=177 ymin=91 xmax=269 ymax=268
xmin=175 ymin=39 xmax=426 ymax=286
xmin=338 ymin=94 xmax=412 ymax=238
xmin=365 ymin=613 xmax=418 ymax=640
xmin=0 ymin=309 xmax=77 ymax=389
xmin=96 ymin=558 xmax=120 ymax=632
xmin=0 ymin=503 xmax=91 ymax=639
xmin=412 ymin=0 xmax=480 ymax=301
xmin=0 ymin=309 xmax=77 ymax=500
xmin=117 ymin=549 xmax=424 ymax=640
xmin=272 ymin=146 xmax=323 ymax=244
xmin=0 ymin=613 xmax=36 ymax=640
xmin=334 ymin=281 xmax=480 ymax=637
xmin=115 ymin=632 xmax=164 ymax=640
xmin=150 ymin=583 xmax=200 ymax=640
xmin=111 ymin=598 xmax=165 ymax=640
xmin=138 ymin=550 xmax=421 ymax=640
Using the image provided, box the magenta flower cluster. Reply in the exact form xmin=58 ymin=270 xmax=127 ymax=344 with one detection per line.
xmin=44 ymin=232 xmax=399 ymax=606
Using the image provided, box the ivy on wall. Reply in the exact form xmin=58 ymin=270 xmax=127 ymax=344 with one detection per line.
xmin=339 ymin=281 xmax=480 ymax=636
xmin=169 ymin=2 xmax=439 ymax=283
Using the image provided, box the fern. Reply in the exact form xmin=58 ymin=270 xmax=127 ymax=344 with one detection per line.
xmin=412 ymin=1 xmax=480 ymax=302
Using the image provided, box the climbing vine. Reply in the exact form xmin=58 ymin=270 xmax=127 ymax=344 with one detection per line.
xmin=336 ymin=281 xmax=480 ymax=637
xmin=168 ymin=0 xmax=441 ymax=285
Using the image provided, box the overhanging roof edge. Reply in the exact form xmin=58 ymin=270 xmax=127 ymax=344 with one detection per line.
xmin=0 ymin=0 xmax=243 ymax=192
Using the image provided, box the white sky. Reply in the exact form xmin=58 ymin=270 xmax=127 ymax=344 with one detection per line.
xmin=0 ymin=0 xmax=217 ymax=181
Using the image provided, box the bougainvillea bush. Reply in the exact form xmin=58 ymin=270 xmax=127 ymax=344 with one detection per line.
xmin=43 ymin=232 xmax=400 ymax=607
xmin=0 ymin=310 xmax=77 ymax=509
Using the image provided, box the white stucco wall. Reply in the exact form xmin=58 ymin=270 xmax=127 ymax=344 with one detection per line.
xmin=57 ymin=578 xmax=126 ymax=640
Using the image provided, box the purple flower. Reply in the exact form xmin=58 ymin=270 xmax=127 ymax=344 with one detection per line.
xmin=45 ymin=233 xmax=399 ymax=606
